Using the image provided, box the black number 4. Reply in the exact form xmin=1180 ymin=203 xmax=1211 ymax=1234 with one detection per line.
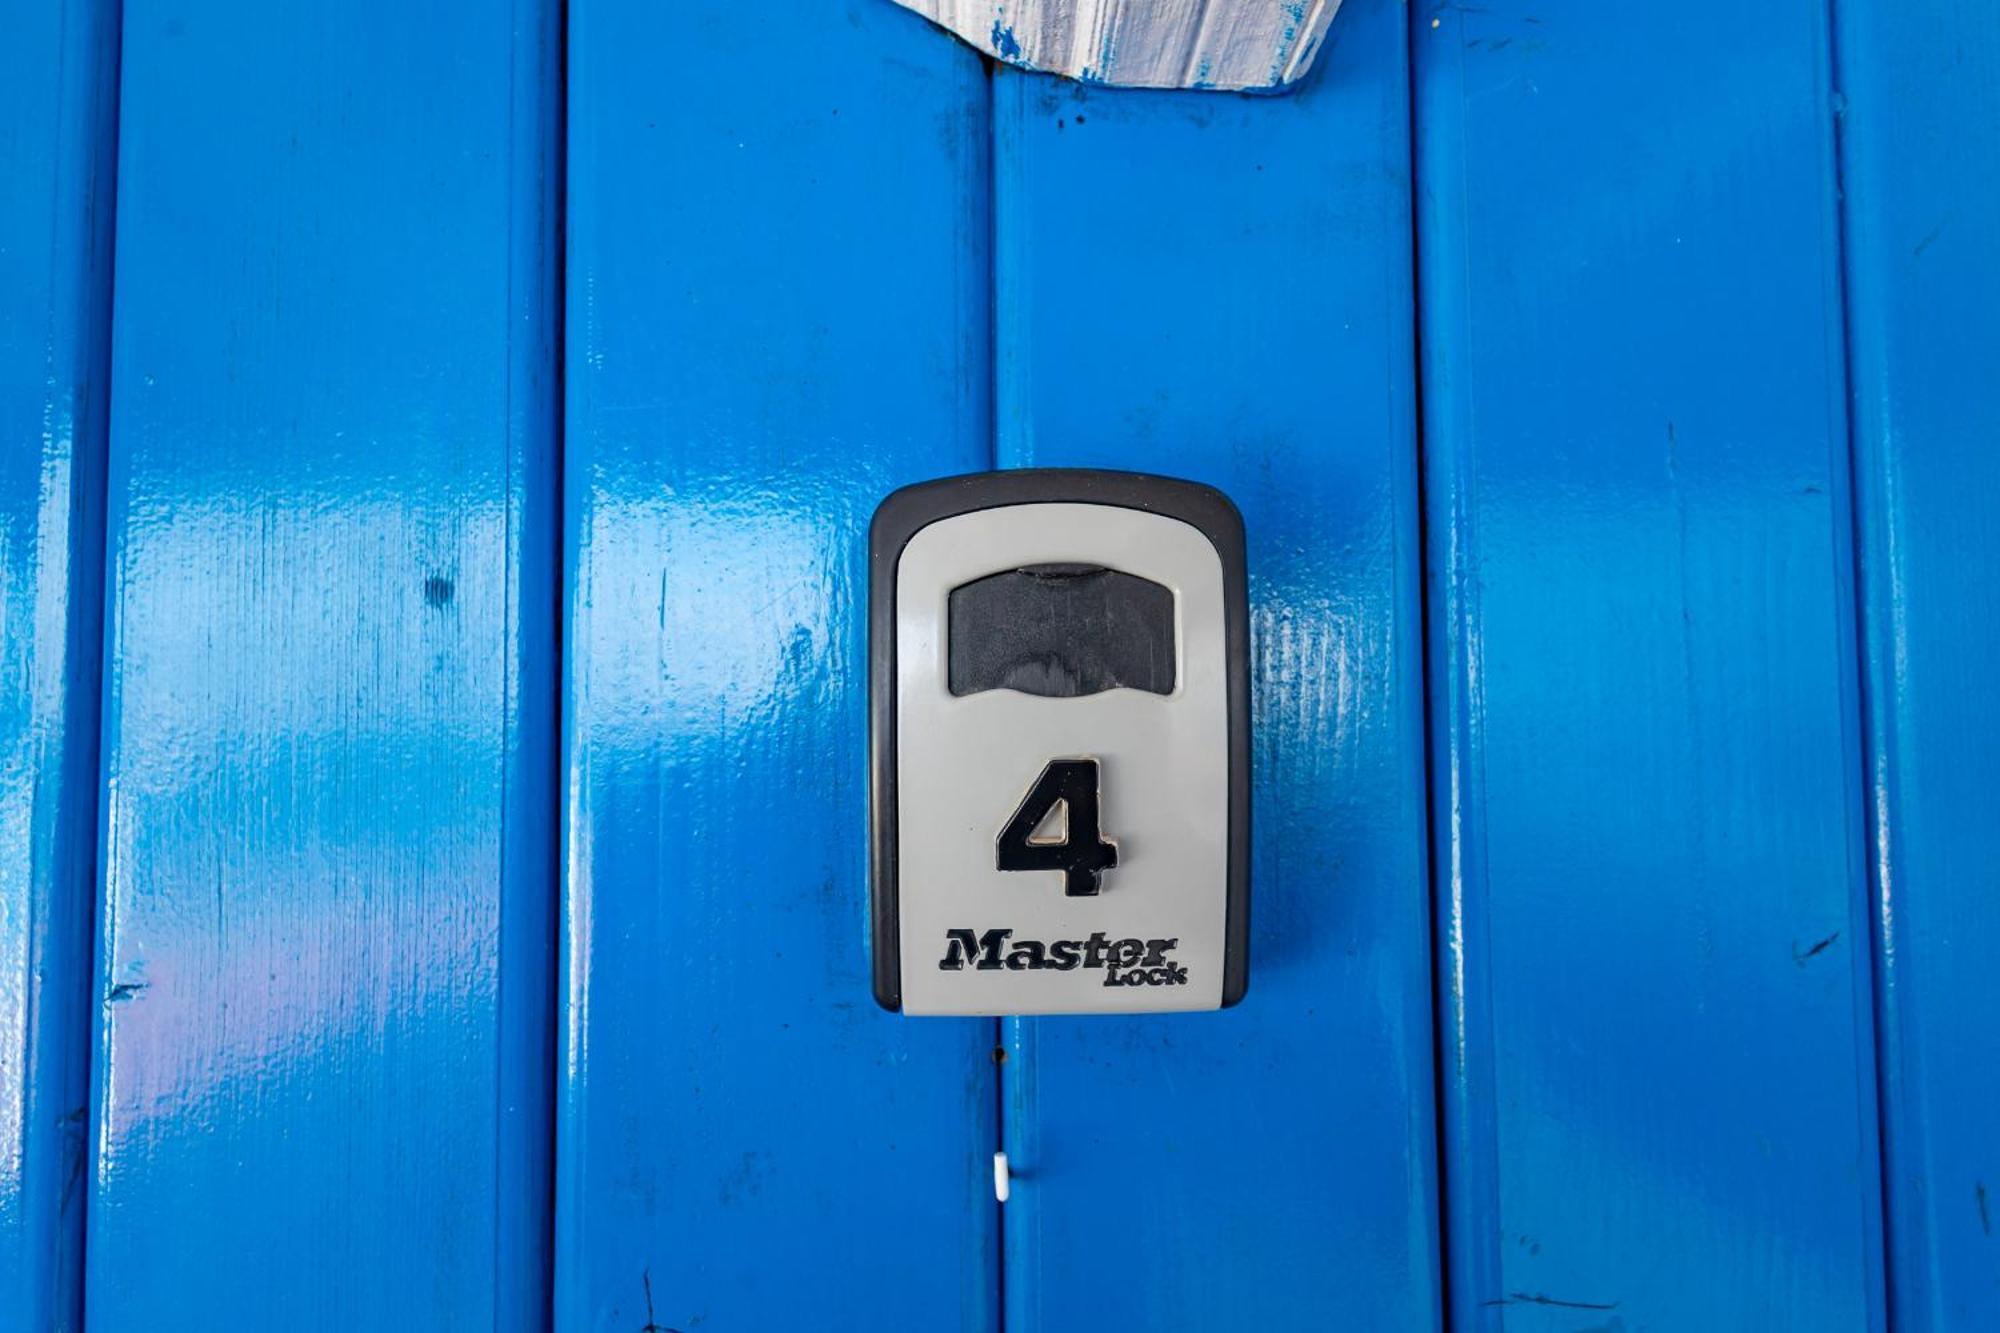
xmin=996 ymin=759 xmax=1118 ymax=896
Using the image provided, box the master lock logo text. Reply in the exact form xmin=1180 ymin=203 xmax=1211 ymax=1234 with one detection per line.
xmin=937 ymin=928 xmax=1189 ymax=988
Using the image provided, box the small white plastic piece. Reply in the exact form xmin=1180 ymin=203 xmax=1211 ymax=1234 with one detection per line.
xmin=890 ymin=0 xmax=1340 ymax=92
xmin=993 ymin=1150 xmax=1011 ymax=1203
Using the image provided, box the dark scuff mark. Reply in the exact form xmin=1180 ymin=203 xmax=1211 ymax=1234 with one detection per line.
xmin=639 ymin=1268 xmax=683 ymax=1333
xmin=1484 ymin=1292 xmax=1621 ymax=1311
xmin=105 ymin=981 xmax=148 ymax=1003
xmin=423 ymin=573 xmax=455 ymax=607
xmin=717 ymin=1150 xmax=771 ymax=1205
xmin=1792 ymin=931 xmax=1840 ymax=966
xmin=1913 ymin=220 xmax=1945 ymax=259
xmin=57 ymin=1105 xmax=88 ymax=1216
xmin=1978 ymin=1182 xmax=1991 ymax=1236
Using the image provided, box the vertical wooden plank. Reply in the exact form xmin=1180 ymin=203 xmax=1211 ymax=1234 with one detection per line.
xmin=1833 ymin=3 xmax=2000 ymax=1327
xmin=87 ymin=1 xmax=559 ymax=1328
xmin=0 ymin=2 xmax=119 ymax=1328
xmin=1414 ymin=2 xmax=1884 ymax=1326
xmin=558 ymin=2 xmax=997 ymax=1329
xmin=991 ymin=0 xmax=1441 ymax=1324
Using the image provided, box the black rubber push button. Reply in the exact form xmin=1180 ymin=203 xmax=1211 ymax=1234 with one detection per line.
xmin=947 ymin=563 xmax=1175 ymax=698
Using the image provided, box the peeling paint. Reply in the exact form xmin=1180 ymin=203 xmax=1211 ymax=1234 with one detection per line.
xmin=893 ymin=0 xmax=1341 ymax=91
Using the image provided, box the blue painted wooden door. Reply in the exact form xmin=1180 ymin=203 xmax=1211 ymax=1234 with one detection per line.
xmin=2 ymin=0 xmax=1995 ymax=1330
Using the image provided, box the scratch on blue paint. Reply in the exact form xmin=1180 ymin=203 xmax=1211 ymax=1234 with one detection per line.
xmin=990 ymin=21 xmax=1022 ymax=59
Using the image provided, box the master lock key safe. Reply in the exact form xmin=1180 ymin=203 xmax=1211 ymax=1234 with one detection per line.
xmin=869 ymin=470 xmax=1250 ymax=1016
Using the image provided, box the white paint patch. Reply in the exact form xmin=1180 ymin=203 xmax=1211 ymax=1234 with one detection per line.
xmin=892 ymin=0 xmax=1340 ymax=92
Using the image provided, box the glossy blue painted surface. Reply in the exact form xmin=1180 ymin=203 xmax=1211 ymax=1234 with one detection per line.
xmin=0 ymin=2 xmax=118 ymax=1328
xmin=557 ymin=2 xmax=998 ymax=1328
xmin=0 ymin=2 xmax=1992 ymax=1327
xmin=87 ymin=2 xmax=560 ymax=1329
xmin=992 ymin=0 xmax=1441 ymax=1323
xmin=1833 ymin=2 xmax=2000 ymax=1326
xmin=1414 ymin=2 xmax=1884 ymax=1326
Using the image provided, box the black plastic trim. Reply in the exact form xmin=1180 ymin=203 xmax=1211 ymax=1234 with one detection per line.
xmin=869 ymin=468 xmax=1252 ymax=1012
